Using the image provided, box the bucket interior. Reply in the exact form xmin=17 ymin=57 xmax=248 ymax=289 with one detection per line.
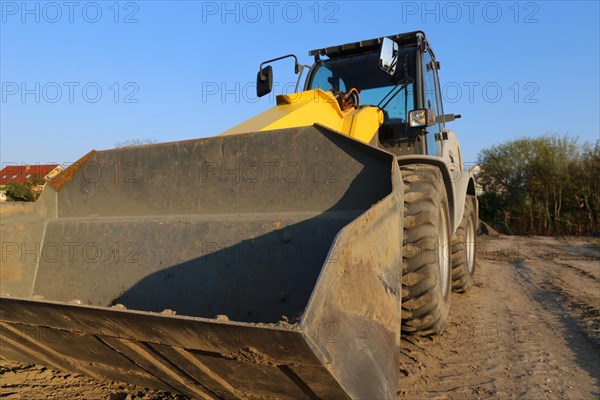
xmin=6 ymin=126 xmax=393 ymax=324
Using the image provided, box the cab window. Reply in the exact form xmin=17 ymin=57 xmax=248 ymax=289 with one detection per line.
xmin=422 ymin=50 xmax=441 ymax=156
xmin=309 ymin=65 xmax=346 ymax=92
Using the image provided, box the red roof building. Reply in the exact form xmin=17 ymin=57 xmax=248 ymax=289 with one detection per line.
xmin=0 ymin=164 xmax=61 ymax=185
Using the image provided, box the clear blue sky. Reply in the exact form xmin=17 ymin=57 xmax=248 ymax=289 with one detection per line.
xmin=1 ymin=0 xmax=599 ymax=167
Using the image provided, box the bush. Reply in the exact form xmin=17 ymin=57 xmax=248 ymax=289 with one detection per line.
xmin=4 ymin=174 xmax=46 ymax=202
xmin=477 ymin=134 xmax=599 ymax=236
xmin=5 ymin=182 xmax=35 ymax=202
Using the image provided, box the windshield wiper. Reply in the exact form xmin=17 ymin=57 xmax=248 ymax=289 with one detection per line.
xmin=377 ymin=83 xmax=407 ymax=111
xmin=377 ymin=52 xmax=414 ymax=112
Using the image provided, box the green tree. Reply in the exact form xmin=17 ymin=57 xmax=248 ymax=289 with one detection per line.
xmin=28 ymin=174 xmax=45 ymax=186
xmin=5 ymin=182 xmax=35 ymax=202
xmin=477 ymin=134 xmax=598 ymax=236
xmin=114 ymin=138 xmax=158 ymax=148
xmin=4 ymin=174 xmax=47 ymax=202
xmin=570 ymin=140 xmax=600 ymax=234
xmin=477 ymin=137 xmax=535 ymax=234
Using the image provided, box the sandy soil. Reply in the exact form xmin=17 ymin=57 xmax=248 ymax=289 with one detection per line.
xmin=0 ymin=362 xmax=186 ymax=400
xmin=1 ymin=235 xmax=599 ymax=399
xmin=397 ymin=235 xmax=600 ymax=399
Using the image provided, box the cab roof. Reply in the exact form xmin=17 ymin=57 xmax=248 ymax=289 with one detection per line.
xmin=308 ymin=31 xmax=426 ymax=59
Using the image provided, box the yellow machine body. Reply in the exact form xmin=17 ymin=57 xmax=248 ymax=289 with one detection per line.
xmin=220 ymin=89 xmax=384 ymax=145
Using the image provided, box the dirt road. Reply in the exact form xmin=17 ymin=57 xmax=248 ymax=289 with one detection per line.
xmin=1 ymin=235 xmax=599 ymax=399
xmin=397 ymin=235 xmax=600 ymax=399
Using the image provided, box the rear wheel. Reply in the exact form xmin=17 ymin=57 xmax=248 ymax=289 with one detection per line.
xmin=401 ymin=165 xmax=452 ymax=336
xmin=451 ymin=195 xmax=477 ymax=292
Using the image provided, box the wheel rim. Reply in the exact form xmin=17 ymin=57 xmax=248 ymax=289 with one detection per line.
xmin=466 ymin=216 xmax=475 ymax=273
xmin=439 ymin=205 xmax=450 ymax=297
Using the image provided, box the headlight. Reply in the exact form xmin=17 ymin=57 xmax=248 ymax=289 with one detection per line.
xmin=409 ymin=109 xmax=436 ymax=127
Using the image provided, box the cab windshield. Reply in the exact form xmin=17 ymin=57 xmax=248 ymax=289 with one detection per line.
xmin=306 ymin=48 xmax=417 ymax=132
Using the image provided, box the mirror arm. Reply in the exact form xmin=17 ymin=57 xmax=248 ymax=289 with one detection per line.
xmin=259 ymin=54 xmax=299 ymax=81
xmin=294 ymin=65 xmax=310 ymax=93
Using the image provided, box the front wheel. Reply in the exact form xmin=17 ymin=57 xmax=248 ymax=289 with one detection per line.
xmin=401 ymin=165 xmax=452 ymax=336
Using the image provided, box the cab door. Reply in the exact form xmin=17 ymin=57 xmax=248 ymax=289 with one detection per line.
xmin=421 ymin=49 xmax=445 ymax=157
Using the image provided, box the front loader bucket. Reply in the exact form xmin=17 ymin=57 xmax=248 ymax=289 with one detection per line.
xmin=0 ymin=125 xmax=403 ymax=399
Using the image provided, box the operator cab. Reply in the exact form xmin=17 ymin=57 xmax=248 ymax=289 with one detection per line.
xmin=306 ymin=31 xmax=447 ymax=157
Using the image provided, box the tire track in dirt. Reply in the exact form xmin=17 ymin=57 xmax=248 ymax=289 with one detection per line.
xmin=396 ymin=235 xmax=600 ymax=399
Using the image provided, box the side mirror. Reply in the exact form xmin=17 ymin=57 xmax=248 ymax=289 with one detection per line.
xmin=379 ymin=37 xmax=399 ymax=75
xmin=257 ymin=65 xmax=273 ymax=98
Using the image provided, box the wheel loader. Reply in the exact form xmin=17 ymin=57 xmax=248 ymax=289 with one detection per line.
xmin=0 ymin=31 xmax=478 ymax=399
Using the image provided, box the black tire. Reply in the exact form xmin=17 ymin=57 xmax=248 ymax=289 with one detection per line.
xmin=451 ymin=195 xmax=477 ymax=292
xmin=401 ymin=164 xmax=452 ymax=336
